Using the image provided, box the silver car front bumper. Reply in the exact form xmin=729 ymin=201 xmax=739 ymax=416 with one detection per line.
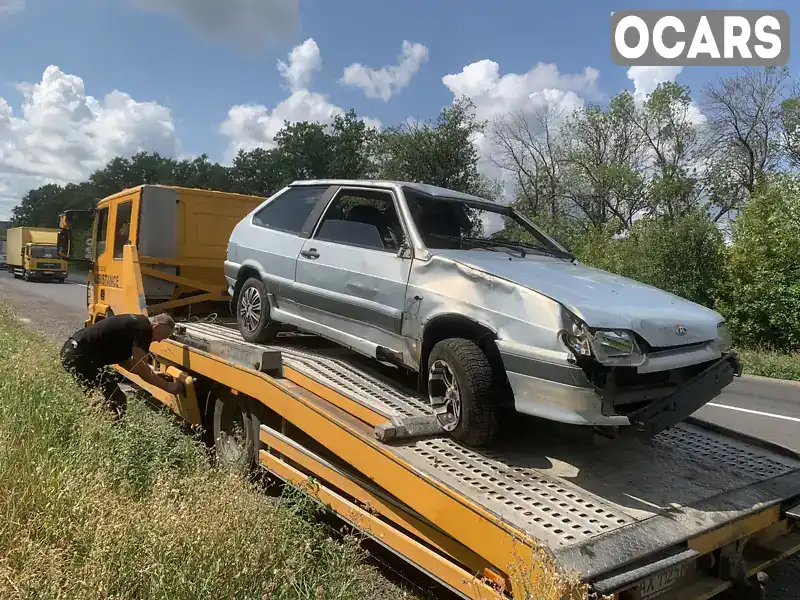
xmin=497 ymin=340 xmax=740 ymax=432
xmin=496 ymin=340 xmax=626 ymax=426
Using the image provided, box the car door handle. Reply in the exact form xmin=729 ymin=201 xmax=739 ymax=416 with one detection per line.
xmin=300 ymin=248 xmax=320 ymax=259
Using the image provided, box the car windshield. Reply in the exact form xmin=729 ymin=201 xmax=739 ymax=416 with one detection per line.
xmin=30 ymin=245 xmax=58 ymax=258
xmin=403 ymin=189 xmax=573 ymax=260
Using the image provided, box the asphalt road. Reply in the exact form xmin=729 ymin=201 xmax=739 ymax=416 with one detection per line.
xmin=0 ymin=268 xmax=798 ymax=598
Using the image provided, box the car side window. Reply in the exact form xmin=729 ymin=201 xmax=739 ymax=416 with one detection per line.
xmin=252 ymin=186 xmax=327 ymax=234
xmin=314 ymin=189 xmax=404 ymax=252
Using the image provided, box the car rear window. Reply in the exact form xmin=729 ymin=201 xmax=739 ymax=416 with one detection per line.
xmin=252 ymin=186 xmax=328 ymax=234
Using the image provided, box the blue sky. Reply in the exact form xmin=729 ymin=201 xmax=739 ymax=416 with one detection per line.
xmin=0 ymin=0 xmax=796 ymax=219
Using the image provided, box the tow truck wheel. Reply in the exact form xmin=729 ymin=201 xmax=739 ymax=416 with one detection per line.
xmin=210 ymin=387 xmax=256 ymax=473
xmin=428 ymin=338 xmax=499 ymax=447
xmin=236 ymin=277 xmax=280 ymax=344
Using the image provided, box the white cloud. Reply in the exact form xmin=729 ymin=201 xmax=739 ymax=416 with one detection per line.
xmin=442 ymin=59 xmax=600 ymax=122
xmin=277 ymin=38 xmax=322 ymax=91
xmin=220 ymin=39 xmax=381 ymax=160
xmin=441 ymin=59 xmax=601 ymax=198
xmin=0 ymin=0 xmax=24 ymax=15
xmin=132 ymin=0 xmax=299 ymax=51
xmin=341 ymin=40 xmax=428 ymax=101
xmin=626 ymin=65 xmax=705 ymax=124
xmin=627 ymin=66 xmax=684 ymax=103
xmin=0 ymin=66 xmax=178 ymax=219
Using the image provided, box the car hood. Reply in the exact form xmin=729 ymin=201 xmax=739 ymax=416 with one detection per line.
xmin=430 ymin=249 xmax=723 ymax=348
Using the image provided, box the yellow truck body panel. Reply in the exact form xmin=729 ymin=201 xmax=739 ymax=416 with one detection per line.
xmin=88 ymin=185 xmax=265 ymax=319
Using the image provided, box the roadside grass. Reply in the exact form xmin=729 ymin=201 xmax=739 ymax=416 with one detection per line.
xmin=0 ymin=304 xmax=417 ymax=600
xmin=736 ymin=346 xmax=800 ymax=382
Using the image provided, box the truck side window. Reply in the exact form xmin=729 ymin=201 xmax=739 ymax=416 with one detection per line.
xmin=95 ymin=207 xmax=110 ymax=257
xmin=252 ymin=186 xmax=327 ymax=234
xmin=113 ymin=201 xmax=133 ymax=259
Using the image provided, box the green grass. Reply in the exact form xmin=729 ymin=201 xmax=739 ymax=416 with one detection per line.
xmin=0 ymin=304 xmax=418 ymax=600
xmin=736 ymin=347 xmax=800 ymax=382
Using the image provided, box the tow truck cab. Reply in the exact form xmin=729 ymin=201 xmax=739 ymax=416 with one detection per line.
xmin=57 ymin=184 xmax=265 ymax=324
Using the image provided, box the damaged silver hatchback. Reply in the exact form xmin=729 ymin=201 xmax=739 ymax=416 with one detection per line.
xmin=225 ymin=180 xmax=741 ymax=446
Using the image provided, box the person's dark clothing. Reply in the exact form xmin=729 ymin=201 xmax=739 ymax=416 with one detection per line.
xmin=70 ymin=314 xmax=153 ymax=366
xmin=60 ymin=314 xmax=153 ymax=418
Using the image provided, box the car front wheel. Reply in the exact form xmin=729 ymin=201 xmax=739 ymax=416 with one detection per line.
xmin=236 ymin=277 xmax=281 ymax=344
xmin=428 ymin=338 xmax=499 ymax=447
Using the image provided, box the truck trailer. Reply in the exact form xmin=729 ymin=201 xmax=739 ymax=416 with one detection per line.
xmin=6 ymin=226 xmax=68 ymax=282
xmin=55 ymin=184 xmax=800 ymax=600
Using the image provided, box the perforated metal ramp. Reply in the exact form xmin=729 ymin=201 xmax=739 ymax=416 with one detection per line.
xmin=184 ymin=321 xmax=432 ymax=419
xmin=178 ymin=321 xmax=800 ymax=562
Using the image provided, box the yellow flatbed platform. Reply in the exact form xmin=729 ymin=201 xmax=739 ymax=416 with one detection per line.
xmin=120 ymin=319 xmax=800 ymax=600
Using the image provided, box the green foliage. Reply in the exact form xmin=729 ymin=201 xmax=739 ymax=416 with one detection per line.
xmin=0 ymin=305 xmax=417 ymax=600
xmin=735 ymin=347 xmax=800 ymax=381
xmin=376 ymin=96 xmax=486 ymax=194
xmin=575 ymin=210 xmax=727 ymax=308
xmin=716 ymin=173 xmax=800 ymax=352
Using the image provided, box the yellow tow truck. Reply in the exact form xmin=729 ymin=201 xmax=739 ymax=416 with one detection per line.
xmin=56 ymin=184 xmax=800 ymax=600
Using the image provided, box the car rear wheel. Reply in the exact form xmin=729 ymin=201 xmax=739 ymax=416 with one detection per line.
xmin=428 ymin=338 xmax=499 ymax=447
xmin=236 ymin=277 xmax=280 ymax=344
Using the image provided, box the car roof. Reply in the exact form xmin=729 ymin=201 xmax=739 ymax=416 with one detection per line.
xmin=288 ymin=179 xmax=500 ymax=208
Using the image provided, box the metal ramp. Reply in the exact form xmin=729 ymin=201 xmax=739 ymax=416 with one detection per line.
xmin=178 ymin=322 xmax=800 ymax=550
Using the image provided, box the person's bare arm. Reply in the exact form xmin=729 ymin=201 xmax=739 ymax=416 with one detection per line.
xmin=120 ymin=346 xmax=184 ymax=394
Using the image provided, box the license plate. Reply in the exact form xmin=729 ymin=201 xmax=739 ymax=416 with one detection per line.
xmin=43 ymin=271 xmax=54 ymax=275
xmin=637 ymin=560 xmax=696 ymax=599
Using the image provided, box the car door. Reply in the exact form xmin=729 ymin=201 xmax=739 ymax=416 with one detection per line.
xmin=232 ymin=185 xmax=332 ymax=319
xmin=292 ymin=186 xmax=413 ymax=356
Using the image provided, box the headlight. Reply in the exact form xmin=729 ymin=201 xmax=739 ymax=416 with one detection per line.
xmin=590 ymin=330 xmax=645 ymax=366
xmin=716 ymin=322 xmax=733 ymax=353
xmin=560 ymin=318 xmax=644 ymax=367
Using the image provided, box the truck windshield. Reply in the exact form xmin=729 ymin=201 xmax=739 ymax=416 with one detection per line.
xmin=30 ymin=245 xmax=58 ymax=259
xmin=403 ymin=189 xmax=574 ymax=260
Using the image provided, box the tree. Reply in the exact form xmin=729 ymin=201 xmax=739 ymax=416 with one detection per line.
xmin=328 ymin=110 xmax=379 ymax=179
xmin=272 ymin=121 xmax=334 ymax=183
xmin=633 ymin=82 xmax=703 ymax=218
xmin=716 ymin=173 xmax=800 ymax=352
xmin=230 ymin=148 xmax=284 ymax=197
xmin=560 ymin=92 xmax=647 ymax=230
xmin=701 ymin=66 xmax=791 ymax=218
xmin=779 ymin=92 xmax=800 ymax=169
xmin=172 ymin=154 xmax=234 ymax=191
xmin=376 ymin=96 xmax=485 ymax=194
xmin=491 ymin=99 xmax=568 ymax=226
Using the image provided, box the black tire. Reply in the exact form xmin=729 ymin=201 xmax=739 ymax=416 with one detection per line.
xmin=236 ymin=277 xmax=280 ymax=344
xmin=211 ymin=387 xmax=257 ymax=473
xmin=427 ymin=338 xmax=499 ymax=447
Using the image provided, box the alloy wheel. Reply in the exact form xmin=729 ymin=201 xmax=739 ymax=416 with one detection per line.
xmin=239 ymin=286 xmax=262 ymax=333
xmin=428 ymin=359 xmax=462 ymax=432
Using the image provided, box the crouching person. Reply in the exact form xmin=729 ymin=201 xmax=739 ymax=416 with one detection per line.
xmin=60 ymin=313 xmax=184 ymax=417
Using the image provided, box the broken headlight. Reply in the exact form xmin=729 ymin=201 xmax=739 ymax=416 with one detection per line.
xmin=590 ymin=330 xmax=644 ymax=366
xmin=716 ymin=321 xmax=733 ymax=353
xmin=562 ymin=324 xmax=645 ymax=367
